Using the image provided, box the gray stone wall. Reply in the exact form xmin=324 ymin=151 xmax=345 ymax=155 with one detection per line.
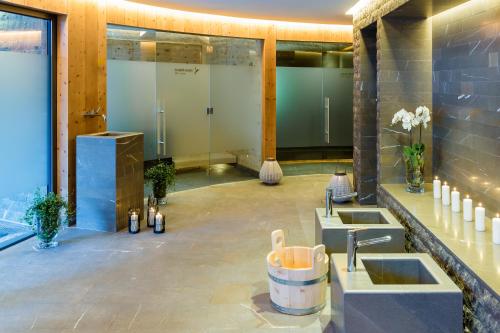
xmin=353 ymin=24 xmax=378 ymax=204
xmin=432 ymin=0 xmax=500 ymax=215
xmin=378 ymin=17 xmax=433 ymax=184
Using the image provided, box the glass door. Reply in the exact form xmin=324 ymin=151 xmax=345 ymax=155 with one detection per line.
xmin=0 ymin=8 xmax=53 ymax=224
xmin=155 ymin=31 xmax=211 ymax=186
xmin=207 ymin=37 xmax=263 ymax=183
xmin=107 ymin=26 xmax=158 ymax=161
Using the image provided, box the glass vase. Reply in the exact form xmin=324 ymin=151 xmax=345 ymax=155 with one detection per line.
xmin=34 ymin=215 xmax=60 ymax=249
xmin=404 ymin=153 xmax=425 ymax=193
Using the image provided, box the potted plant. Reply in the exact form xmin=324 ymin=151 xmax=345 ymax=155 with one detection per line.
xmin=145 ymin=161 xmax=175 ymax=204
xmin=23 ymin=191 xmax=72 ymax=249
xmin=391 ymin=106 xmax=431 ymax=193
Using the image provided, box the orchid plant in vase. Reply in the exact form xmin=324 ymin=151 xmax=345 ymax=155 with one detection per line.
xmin=391 ymin=106 xmax=431 ymax=193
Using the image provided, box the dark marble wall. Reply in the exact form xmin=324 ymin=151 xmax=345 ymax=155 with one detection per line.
xmin=353 ymin=24 xmax=378 ymax=204
xmin=378 ymin=17 xmax=433 ymax=184
xmin=432 ymin=0 xmax=500 ymax=215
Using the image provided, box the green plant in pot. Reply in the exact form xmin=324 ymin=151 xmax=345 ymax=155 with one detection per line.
xmin=23 ymin=191 xmax=72 ymax=249
xmin=391 ymin=106 xmax=431 ymax=193
xmin=145 ymin=161 xmax=175 ymax=204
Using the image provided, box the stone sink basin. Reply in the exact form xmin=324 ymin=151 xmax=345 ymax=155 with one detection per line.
xmin=315 ymin=208 xmax=405 ymax=256
xmin=330 ymin=253 xmax=463 ymax=333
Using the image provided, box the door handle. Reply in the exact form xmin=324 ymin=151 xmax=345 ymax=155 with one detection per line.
xmin=324 ymin=97 xmax=330 ymax=144
xmin=157 ymin=102 xmax=166 ymax=157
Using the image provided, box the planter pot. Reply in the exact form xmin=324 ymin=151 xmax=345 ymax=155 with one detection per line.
xmin=34 ymin=215 xmax=61 ymax=249
xmin=404 ymin=152 xmax=425 ymax=193
xmin=153 ymin=183 xmax=167 ymax=205
xmin=259 ymin=158 xmax=283 ymax=185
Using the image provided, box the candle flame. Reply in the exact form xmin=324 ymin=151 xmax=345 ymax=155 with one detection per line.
xmin=497 ymin=213 xmax=499 ymax=218
xmin=444 ymin=181 xmax=447 ymax=185
xmin=478 ymin=203 xmax=482 ymax=207
xmin=435 ymin=176 xmax=438 ymax=180
xmin=466 ymin=194 xmax=469 ymax=199
xmin=453 ymin=187 xmax=457 ymax=191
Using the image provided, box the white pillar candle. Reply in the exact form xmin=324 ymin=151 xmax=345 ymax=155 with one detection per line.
xmin=148 ymin=207 xmax=156 ymax=227
xmin=155 ymin=212 xmax=162 ymax=224
xmin=433 ymin=176 xmax=441 ymax=199
xmin=441 ymin=182 xmax=450 ymax=206
xmin=475 ymin=203 xmax=485 ymax=232
xmin=493 ymin=214 xmax=500 ymax=245
xmin=131 ymin=212 xmax=138 ymax=230
xmin=451 ymin=187 xmax=460 ymax=213
xmin=463 ymin=195 xmax=473 ymax=222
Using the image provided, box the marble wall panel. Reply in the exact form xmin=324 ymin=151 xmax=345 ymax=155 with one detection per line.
xmin=432 ymin=0 xmax=500 ymax=215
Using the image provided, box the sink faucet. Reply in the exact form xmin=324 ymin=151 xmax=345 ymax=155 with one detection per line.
xmin=347 ymin=229 xmax=392 ymax=272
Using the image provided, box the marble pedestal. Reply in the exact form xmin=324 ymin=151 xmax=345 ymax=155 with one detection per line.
xmin=76 ymin=132 xmax=144 ymax=232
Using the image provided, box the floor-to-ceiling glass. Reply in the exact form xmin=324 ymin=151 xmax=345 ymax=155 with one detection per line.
xmin=276 ymin=41 xmax=353 ymax=175
xmin=107 ymin=26 xmax=262 ymax=191
xmin=0 ymin=8 xmax=52 ymax=248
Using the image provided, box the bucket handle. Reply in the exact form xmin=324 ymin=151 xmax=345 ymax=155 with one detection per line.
xmin=271 ymin=229 xmax=285 ymax=252
xmin=312 ymin=244 xmax=325 ymax=269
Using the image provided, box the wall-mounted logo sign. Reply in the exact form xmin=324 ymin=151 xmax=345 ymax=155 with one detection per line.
xmin=174 ymin=66 xmax=200 ymax=75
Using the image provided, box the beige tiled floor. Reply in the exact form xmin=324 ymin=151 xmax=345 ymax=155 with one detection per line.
xmin=0 ymin=175 xmax=357 ymax=333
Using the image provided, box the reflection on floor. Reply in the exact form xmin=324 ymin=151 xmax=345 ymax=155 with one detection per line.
xmin=0 ymin=175 xmax=360 ymax=332
xmin=0 ymin=221 xmax=34 ymax=251
xmin=281 ymin=160 xmax=353 ymax=176
xmin=151 ymin=160 xmax=353 ymax=194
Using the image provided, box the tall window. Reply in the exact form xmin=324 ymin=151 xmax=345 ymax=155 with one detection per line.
xmin=0 ymin=7 xmax=53 ymax=224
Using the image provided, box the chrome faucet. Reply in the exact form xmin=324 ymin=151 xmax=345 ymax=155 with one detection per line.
xmin=347 ymin=229 xmax=392 ymax=272
xmin=325 ymin=187 xmax=334 ymax=217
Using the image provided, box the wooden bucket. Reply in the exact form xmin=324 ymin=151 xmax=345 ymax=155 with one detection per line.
xmin=267 ymin=229 xmax=329 ymax=315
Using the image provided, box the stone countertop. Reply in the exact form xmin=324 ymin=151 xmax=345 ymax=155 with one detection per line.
xmin=381 ymin=183 xmax=499 ymax=295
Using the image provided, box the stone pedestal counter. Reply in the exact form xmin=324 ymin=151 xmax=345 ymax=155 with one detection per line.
xmin=76 ymin=132 xmax=144 ymax=232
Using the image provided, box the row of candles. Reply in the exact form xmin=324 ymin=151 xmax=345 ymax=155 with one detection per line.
xmin=433 ymin=177 xmax=499 ymax=244
xmin=128 ymin=206 xmax=165 ymax=234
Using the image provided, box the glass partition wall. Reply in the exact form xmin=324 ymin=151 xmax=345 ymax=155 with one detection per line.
xmin=0 ymin=9 xmax=53 ymax=230
xmin=276 ymin=41 xmax=353 ymax=174
xmin=107 ymin=25 xmax=262 ymax=188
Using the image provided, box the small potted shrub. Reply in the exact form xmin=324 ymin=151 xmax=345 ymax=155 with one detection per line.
xmin=23 ymin=191 xmax=72 ymax=249
xmin=145 ymin=161 xmax=175 ymax=204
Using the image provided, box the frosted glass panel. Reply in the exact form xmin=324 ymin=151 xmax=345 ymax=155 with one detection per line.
xmin=276 ymin=67 xmax=323 ymax=148
xmin=156 ymin=63 xmax=209 ymax=163
xmin=324 ymin=68 xmax=354 ymax=146
xmin=0 ymin=12 xmax=51 ymax=223
xmin=210 ymin=64 xmax=262 ymax=170
xmin=107 ymin=60 xmax=157 ymax=161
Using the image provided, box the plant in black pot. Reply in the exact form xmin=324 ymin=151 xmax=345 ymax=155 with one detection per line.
xmin=23 ymin=191 xmax=72 ymax=249
xmin=145 ymin=161 xmax=175 ymax=204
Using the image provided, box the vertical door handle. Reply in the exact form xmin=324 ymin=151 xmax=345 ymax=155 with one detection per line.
xmin=324 ymin=97 xmax=330 ymax=144
xmin=162 ymin=106 xmax=167 ymax=156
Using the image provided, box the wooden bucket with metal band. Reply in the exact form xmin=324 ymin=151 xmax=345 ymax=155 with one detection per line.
xmin=266 ymin=229 xmax=329 ymax=315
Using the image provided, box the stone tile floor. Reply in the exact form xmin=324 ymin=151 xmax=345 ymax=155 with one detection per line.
xmin=0 ymin=175 xmax=358 ymax=332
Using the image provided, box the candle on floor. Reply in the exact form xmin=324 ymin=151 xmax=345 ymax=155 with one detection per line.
xmin=433 ymin=176 xmax=441 ymax=199
xmin=451 ymin=187 xmax=460 ymax=213
xmin=493 ymin=214 xmax=500 ymax=245
xmin=442 ymin=182 xmax=450 ymax=206
xmin=463 ymin=195 xmax=473 ymax=222
xmin=475 ymin=203 xmax=485 ymax=232
xmin=154 ymin=212 xmax=165 ymax=233
xmin=147 ymin=207 xmax=156 ymax=227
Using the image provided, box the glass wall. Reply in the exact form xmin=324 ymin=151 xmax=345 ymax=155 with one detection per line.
xmin=0 ymin=9 xmax=52 ymax=223
xmin=276 ymin=41 xmax=353 ymax=163
xmin=107 ymin=26 xmax=263 ymax=180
